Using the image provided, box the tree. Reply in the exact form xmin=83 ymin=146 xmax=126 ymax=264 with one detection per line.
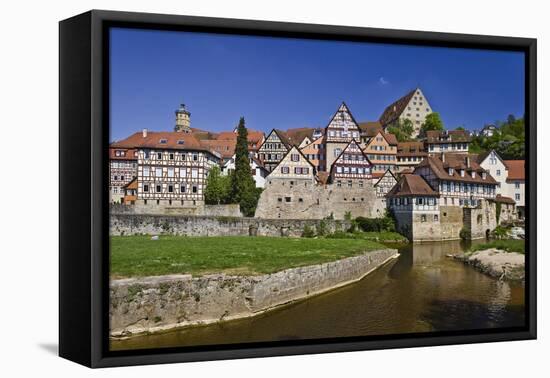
xmin=387 ymin=119 xmax=414 ymax=142
xmin=419 ymin=112 xmax=445 ymax=138
xmin=455 ymin=126 xmax=466 ymax=131
xmin=230 ymin=117 xmax=260 ymax=216
xmin=204 ymin=166 xmax=231 ymax=205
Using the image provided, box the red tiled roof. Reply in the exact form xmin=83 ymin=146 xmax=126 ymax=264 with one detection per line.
xmin=381 ymin=131 xmax=398 ymax=146
xmin=495 ymin=194 xmax=516 ymax=204
xmin=284 ymin=127 xmax=316 ymax=145
xmin=110 ymin=131 xmax=209 ymax=152
xmin=358 ymin=121 xmax=382 ymax=137
xmin=386 ymin=174 xmax=438 ymax=197
xmin=504 ymin=160 xmax=525 ymax=180
xmin=426 ymin=130 xmax=471 ymax=144
xmin=109 ymin=147 xmax=138 ymax=160
xmin=397 ymin=141 xmax=427 ymax=157
xmin=199 ymin=139 xmax=235 ymax=159
xmin=416 ymin=153 xmax=497 ymax=184
xmin=379 ymin=89 xmax=417 ymax=126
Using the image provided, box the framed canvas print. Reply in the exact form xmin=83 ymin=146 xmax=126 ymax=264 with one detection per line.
xmin=59 ymin=10 xmax=536 ymax=368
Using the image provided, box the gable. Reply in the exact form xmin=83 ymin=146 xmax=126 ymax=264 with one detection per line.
xmin=325 ymin=103 xmax=361 ymax=142
xmin=258 ymin=129 xmax=289 ymax=152
xmin=330 ymin=139 xmax=372 ymax=178
xmin=402 ymin=88 xmax=432 ymax=117
xmin=268 ymin=146 xmax=316 ymax=180
xmin=374 ymin=169 xmax=397 ymax=187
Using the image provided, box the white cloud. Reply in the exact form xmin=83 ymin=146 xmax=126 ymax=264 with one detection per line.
xmin=379 ymin=77 xmax=389 ymax=85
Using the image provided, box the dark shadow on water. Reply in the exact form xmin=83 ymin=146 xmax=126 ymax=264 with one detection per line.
xmin=421 ymin=299 xmax=525 ymax=331
xmin=38 ymin=343 xmax=58 ymax=356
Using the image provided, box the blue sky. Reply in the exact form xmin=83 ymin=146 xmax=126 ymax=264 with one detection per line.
xmin=110 ymin=28 xmax=525 ymax=141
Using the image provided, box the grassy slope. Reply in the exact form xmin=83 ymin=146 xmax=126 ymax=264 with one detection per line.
xmin=470 ymin=239 xmax=525 ymax=254
xmin=111 ymin=236 xmax=388 ymax=278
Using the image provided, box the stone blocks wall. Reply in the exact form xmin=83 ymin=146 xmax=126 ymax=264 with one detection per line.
xmin=109 ymin=248 xmax=398 ymax=336
xmin=110 ymin=214 xmax=351 ymax=237
xmin=255 ymin=179 xmax=385 ymax=220
xmin=110 ymin=203 xmax=242 ymax=217
xmin=464 ymin=200 xmax=498 ymax=239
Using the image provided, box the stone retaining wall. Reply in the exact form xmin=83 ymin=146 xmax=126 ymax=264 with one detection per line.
xmin=110 ymin=214 xmax=351 ymax=237
xmin=110 ymin=248 xmax=398 ymax=337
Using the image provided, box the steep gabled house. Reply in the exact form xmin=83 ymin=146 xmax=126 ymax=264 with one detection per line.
xmin=257 ymin=129 xmax=292 ymax=172
xmin=330 ymin=139 xmax=372 ymax=187
xmin=108 ymin=146 xmax=138 ymax=203
xmin=266 ymin=145 xmax=317 ymax=184
xmin=374 ymin=169 xmax=398 ymax=199
xmin=476 ymin=150 xmax=508 ymax=195
xmin=363 ymin=130 xmax=398 ymax=175
xmin=379 ymin=87 xmax=433 ymax=138
xmin=324 ymin=102 xmax=362 ymax=170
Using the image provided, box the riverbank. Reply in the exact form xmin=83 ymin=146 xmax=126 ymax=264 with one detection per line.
xmin=454 ymin=248 xmax=525 ymax=282
xmin=110 ymin=248 xmax=398 ymax=338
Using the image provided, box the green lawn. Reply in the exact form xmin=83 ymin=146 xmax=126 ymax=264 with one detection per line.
xmin=110 ymin=236 xmax=388 ymax=278
xmin=470 ymin=239 xmax=525 ymax=254
xmin=326 ymin=231 xmax=408 ymax=243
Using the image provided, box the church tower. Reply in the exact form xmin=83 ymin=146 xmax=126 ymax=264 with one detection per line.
xmin=175 ymin=103 xmax=191 ymax=133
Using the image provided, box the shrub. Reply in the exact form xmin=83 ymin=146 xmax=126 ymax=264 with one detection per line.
xmin=459 ymin=228 xmax=471 ymax=240
xmin=302 ymin=224 xmax=316 ymax=238
xmin=317 ymin=220 xmax=328 ymax=236
xmin=493 ymin=225 xmax=509 ymax=239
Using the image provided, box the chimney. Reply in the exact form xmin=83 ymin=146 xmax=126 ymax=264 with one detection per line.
xmin=441 ymin=153 xmax=445 ymax=163
xmin=142 ymin=128 xmax=148 ymax=138
xmin=465 ymin=156 xmax=471 ymax=168
xmin=393 ymin=105 xmax=396 ymax=112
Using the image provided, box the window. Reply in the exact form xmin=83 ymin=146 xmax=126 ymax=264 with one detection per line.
xmin=294 ymin=167 xmax=302 ymax=174
xmin=179 ymin=168 xmax=186 ymax=177
xmin=167 ymin=167 xmax=174 ymax=177
xmin=359 ymin=180 xmax=364 ymax=188
xmin=121 ymin=175 xmax=124 ymax=181
xmin=337 ymin=180 xmax=342 ymax=187
xmin=192 ymin=185 xmax=198 ymax=193
xmin=180 ymin=184 xmax=186 ymax=193
xmin=348 ymin=180 xmax=352 ymax=187
xmin=281 ymin=166 xmax=290 ymax=174
xmin=417 ymin=198 xmax=424 ymax=205
xmin=143 ymin=184 xmax=149 ymax=192
xmin=291 ymin=154 xmax=300 ymax=162
xmin=144 ymin=150 xmax=150 ymax=159
xmin=434 ymin=215 xmax=439 ymax=222
xmin=156 ymin=185 xmax=161 ymax=193
xmin=285 ymin=197 xmax=291 ymax=202
xmin=515 ymin=193 xmax=520 ymax=201
xmin=157 ymin=152 xmax=162 ymax=159
xmin=155 ymin=167 xmax=162 ymax=177
xmin=168 ymin=185 xmax=174 ymax=193
xmin=277 ymin=197 xmax=282 ymax=202
xmin=169 ymin=153 xmax=174 ymax=160
xmin=191 ymin=169 xmax=198 ymax=178
xmin=496 ymin=169 xmax=501 ymax=176
xmin=421 ymin=214 xmax=427 ymax=222
xmin=515 ymin=182 xmax=520 ymax=189
xmin=159 ymin=139 xmax=167 ymax=144
xmin=334 ymin=148 xmax=342 ymax=157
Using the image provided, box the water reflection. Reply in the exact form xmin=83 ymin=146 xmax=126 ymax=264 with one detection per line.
xmin=111 ymin=240 xmax=525 ymax=351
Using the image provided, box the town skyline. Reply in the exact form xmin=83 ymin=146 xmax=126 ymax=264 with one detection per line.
xmin=110 ymin=28 xmax=525 ymax=142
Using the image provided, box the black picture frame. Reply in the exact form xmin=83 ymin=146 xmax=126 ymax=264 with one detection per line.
xmin=59 ymin=9 xmax=537 ymax=368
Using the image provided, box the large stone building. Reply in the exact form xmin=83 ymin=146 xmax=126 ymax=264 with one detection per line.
xmin=324 ymin=102 xmax=362 ymax=169
xmin=425 ymin=130 xmax=470 ymax=155
xmin=379 ymin=87 xmax=433 ymax=138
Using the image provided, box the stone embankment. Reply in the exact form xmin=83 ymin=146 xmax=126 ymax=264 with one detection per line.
xmin=454 ymin=248 xmax=525 ymax=281
xmin=110 ymin=248 xmax=398 ymax=338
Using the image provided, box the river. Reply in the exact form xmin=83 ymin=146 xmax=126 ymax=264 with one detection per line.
xmin=110 ymin=239 xmax=525 ymax=351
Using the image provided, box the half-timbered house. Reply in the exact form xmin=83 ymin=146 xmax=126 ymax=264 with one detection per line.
xmin=414 ymin=153 xmax=497 ymax=207
xmin=266 ymin=146 xmax=316 ymax=185
xmin=363 ymin=130 xmax=398 ymax=175
xmin=330 ymin=139 xmax=372 ymax=187
xmin=374 ymin=169 xmax=398 ymax=198
xmin=324 ymin=102 xmax=362 ymax=169
xmin=108 ymin=147 xmax=138 ymax=203
xmin=257 ymin=129 xmax=291 ymax=172
xmin=300 ymin=135 xmax=326 ymax=172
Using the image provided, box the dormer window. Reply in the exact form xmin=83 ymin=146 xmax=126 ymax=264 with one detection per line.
xmin=177 ymin=140 xmax=185 ymax=145
xmin=159 ymin=138 xmax=167 ymax=144
xmin=472 ymin=171 xmax=476 ymax=179
xmin=460 ymin=169 xmax=465 ymax=177
xmin=482 ymin=172 xmax=487 ymax=180
xmin=448 ymin=168 xmax=454 ymax=175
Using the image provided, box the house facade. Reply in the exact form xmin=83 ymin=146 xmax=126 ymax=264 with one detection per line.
xmin=414 ymin=153 xmax=498 ymax=207
xmin=503 ymin=160 xmax=525 ymax=218
xmin=257 ymin=129 xmax=291 ymax=172
xmin=220 ymin=154 xmax=269 ymax=188
xmin=300 ymin=135 xmax=326 ymax=172
xmin=363 ymin=131 xmax=398 ymax=175
xmin=324 ymin=103 xmax=362 ymax=170
xmin=396 ymin=141 xmax=427 ymax=172
xmin=330 ymin=139 xmax=372 ymax=186
xmin=379 ymin=87 xmax=433 ymax=138
xmin=425 ymin=130 xmax=471 ymax=155
xmin=109 ymin=147 xmax=138 ymax=203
